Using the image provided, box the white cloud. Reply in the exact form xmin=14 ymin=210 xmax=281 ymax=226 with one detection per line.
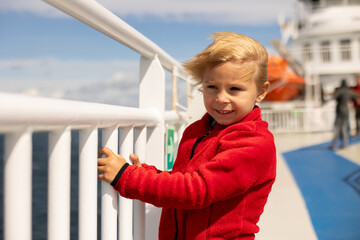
xmin=0 ymin=58 xmax=179 ymax=108
xmin=21 ymin=88 xmax=40 ymax=96
xmin=99 ymin=0 xmax=298 ymax=25
xmin=0 ymin=58 xmax=138 ymax=84
xmin=0 ymin=58 xmax=140 ymax=103
xmin=64 ymin=75 xmax=140 ymax=107
xmin=0 ymin=0 xmax=66 ymax=17
xmin=1 ymin=0 xmax=297 ymax=25
xmin=61 ymin=68 xmax=181 ymax=109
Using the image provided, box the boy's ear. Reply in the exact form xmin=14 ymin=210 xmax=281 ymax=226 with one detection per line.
xmin=255 ymin=81 xmax=270 ymax=103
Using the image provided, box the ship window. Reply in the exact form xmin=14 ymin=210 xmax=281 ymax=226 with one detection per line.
xmin=349 ymin=0 xmax=360 ymax=4
xmin=325 ymin=0 xmax=343 ymax=6
xmin=310 ymin=0 xmax=321 ymax=10
xmin=340 ymin=39 xmax=351 ymax=61
xmin=302 ymin=44 xmax=313 ymax=62
xmin=320 ymin=41 xmax=331 ymax=62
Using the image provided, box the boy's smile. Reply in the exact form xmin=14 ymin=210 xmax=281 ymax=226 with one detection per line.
xmin=202 ymin=60 xmax=267 ymax=125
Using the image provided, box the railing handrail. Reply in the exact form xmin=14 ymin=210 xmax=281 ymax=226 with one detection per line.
xmin=42 ymin=0 xmax=190 ymax=81
xmin=0 ymin=92 xmax=161 ymax=132
xmin=261 ymin=104 xmax=336 ymax=133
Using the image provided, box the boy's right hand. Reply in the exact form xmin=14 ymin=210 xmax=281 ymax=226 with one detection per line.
xmin=98 ymin=148 xmax=142 ymax=184
xmin=98 ymin=147 xmax=127 ymax=183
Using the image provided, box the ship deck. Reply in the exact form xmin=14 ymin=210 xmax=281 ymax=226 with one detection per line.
xmin=257 ymin=131 xmax=360 ymax=240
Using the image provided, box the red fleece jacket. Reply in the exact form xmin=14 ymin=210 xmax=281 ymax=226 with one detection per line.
xmin=114 ymin=106 xmax=276 ymax=239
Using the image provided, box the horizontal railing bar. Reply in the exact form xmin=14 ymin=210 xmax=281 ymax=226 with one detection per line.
xmin=175 ymin=103 xmax=188 ymax=111
xmin=165 ymin=111 xmax=188 ymax=124
xmin=0 ymin=93 xmax=160 ymax=132
xmin=43 ymin=0 xmax=189 ymax=80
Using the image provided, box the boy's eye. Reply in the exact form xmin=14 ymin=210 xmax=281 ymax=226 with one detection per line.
xmin=207 ymin=85 xmax=216 ymax=89
xmin=230 ymin=87 xmax=242 ymax=91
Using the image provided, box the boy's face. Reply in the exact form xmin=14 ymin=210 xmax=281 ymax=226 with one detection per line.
xmin=202 ymin=61 xmax=267 ymax=125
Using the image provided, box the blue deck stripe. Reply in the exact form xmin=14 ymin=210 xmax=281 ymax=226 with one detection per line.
xmin=283 ymin=137 xmax=360 ymax=240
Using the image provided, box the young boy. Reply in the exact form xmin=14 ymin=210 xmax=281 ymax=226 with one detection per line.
xmin=98 ymin=31 xmax=276 ymax=240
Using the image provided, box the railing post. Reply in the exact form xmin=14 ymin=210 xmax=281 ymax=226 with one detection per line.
xmin=119 ymin=127 xmax=134 ymax=240
xmin=172 ymin=67 xmax=178 ymax=111
xmin=139 ymin=55 xmax=165 ymax=168
xmin=186 ymin=80 xmax=193 ymax=109
xmin=102 ymin=126 xmax=119 ymax=240
xmin=79 ymin=127 xmax=98 ymax=240
xmin=4 ymin=128 xmax=32 ymax=240
xmin=133 ymin=126 xmax=147 ymax=240
xmin=139 ymin=55 xmax=165 ymax=239
xmin=48 ymin=126 xmax=71 ymax=240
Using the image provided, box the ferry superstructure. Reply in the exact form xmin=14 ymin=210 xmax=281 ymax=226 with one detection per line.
xmin=260 ymin=0 xmax=360 ymax=132
xmin=281 ymin=0 xmax=360 ymax=102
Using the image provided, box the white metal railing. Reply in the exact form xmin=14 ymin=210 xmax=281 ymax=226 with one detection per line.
xmin=0 ymin=92 xmax=177 ymax=240
xmin=0 ymin=0 xmax=192 ymax=239
xmin=261 ymin=106 xmax=335 ymax=133
xmin=263 ymin=105 xmax=359 ymax=134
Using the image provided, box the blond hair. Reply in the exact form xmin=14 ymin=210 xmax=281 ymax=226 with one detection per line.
xmin=183 ymin=31 xmax=268 ymax=89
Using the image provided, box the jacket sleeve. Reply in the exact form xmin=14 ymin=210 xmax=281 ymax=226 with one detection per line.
xmin=113 ymin=126 xmax=276 ymax=209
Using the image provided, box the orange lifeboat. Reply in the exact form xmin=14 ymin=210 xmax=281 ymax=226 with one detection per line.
xmin=265 ymin=56 xmax=305 ymax=101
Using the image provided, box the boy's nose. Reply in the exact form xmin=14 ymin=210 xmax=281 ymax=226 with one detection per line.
xmin=216 ymin=91 xmax=230 ymax=104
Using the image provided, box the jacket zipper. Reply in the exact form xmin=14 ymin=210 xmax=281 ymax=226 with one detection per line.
xmin=174 ymin=209 xmax=179 ymax=240
xmin=206 ymin=204 xmax=214 ymax=239
xmin=190 ymin=117 xmax=216 ymax=160
xmin=190 ymin=134 xmax=208 ymax=159
xmin=173 ymin=117 xmax=217 ymax=240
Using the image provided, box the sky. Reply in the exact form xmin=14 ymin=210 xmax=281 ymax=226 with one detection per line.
xmin=0 ymin=0 xmax=298 ymax=108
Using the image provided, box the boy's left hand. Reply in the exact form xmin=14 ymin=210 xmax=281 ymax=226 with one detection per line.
xmin=97 ymin=147 xmax=127 ymax=183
